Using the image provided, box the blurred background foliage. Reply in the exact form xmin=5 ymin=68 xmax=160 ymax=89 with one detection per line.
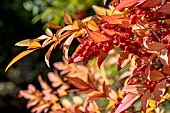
xmin=0 ymin=0 xmax=103 ymax=112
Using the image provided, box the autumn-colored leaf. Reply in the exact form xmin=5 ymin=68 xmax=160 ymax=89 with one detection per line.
xmin=62 ymin=32 xmax=76 ymax=60
xmin=31 ymin=103 xmax=51 ymax=113
xmin=45 ymin=28 xmax=53 ymax=37
xmin=45 ymin=44 xmax=55 ymax=67
xmin=148 ymin=42 xmax=168 ymax=51
xmin=163 ymin=67 xmax=170 ymax=74
xmin=64 ymin=11 xmax=73 ymax=25
xmin=19 ymin=90 xmax=36 ymax=100
xmin=87 ymin=74 xmax=96 ymax=90
xmin=153 ymin=79 xmax=166 ymax=106
xmin=122 ymin=82 xmax=147 ymax=94
xmin=15 ymin=39 xmax=33 ymax=47
xmin=141 ymin=0 xmax=161 ymax=8
xmin=27 ymin=41 xmax=42 ymax=49
xmin=97 ymin=50 xmax=108 ymax=67
xmin=87 ymin=20 xmax=100 ymax=31
xmin=27 ymin=99 xmax=39 ymax=109
xmin=88 ymin=93 xmax=106 ymax=102
xmin=101 ymin=27 xmax=121 ymax=36
xmin=38 ymin=75 xmax=52 ymax=93
xmin=103 ymin=81 xmax=109 ymax=96
xmin=92 ymin=5 xmax=107 ymax=15
xmin=5 ymin=49 xmax=36 ymax=72
xmin=141 ymin=89 xmax=150 ymax=112
xmin=48 ymin=21 xmax=62 ymax=28
xmin=86 ymin=27 xmax=107 ymax=43
xmin=115 ymin=0 xmax=146 ymax=10
xmin=118 ymin=51 xmax=132 ymax=71
xmin=115 ymin=93 xmax=141 ymax=113
xmin=72 ymin=21 xmax=79 ymax=30
xmin=66 ymin=77 xmax=90 ymax=89
xmin=149 ymin=70 xmax=165 ymax=81
xmin=158 ymin=3 xmax=170 ymax=14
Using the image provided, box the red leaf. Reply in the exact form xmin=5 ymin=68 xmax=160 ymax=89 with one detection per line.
xmin=115 ymin=0 xmax=146 ymax=10
xmin=86 ymin=27 xmax=107 ymax=43
xmin=115 ymin=93 xmax=141 ymax=113
xmin=101 ymin=27 xmax=121 ymax=36
xmin=148 ymin=42 xmax=168 ymax=51
xmin=153 ymin=79 xmax=166 ymax=106
xmin=97 ymin=50 xmax=108 ymax=67
xmin=88 ymin=93 xmax=106 ymax=102
xmin=149 ymin=70 xmax=165 ymax=81
xmin=66 ymin=77 xmax=90 ymax=89
xmin=122 ymin=82 xmax=147 ymax=94
xmin=158 ymin=3 xmax=170 ymax=14
xmin=141 ymin=0 xmax=161 ymax=7
xmin=87 ymin=74 xmax=96 ymax=90
xmin=141 ymin=89 xmax=150 ymax=112
xmin=103 ymin=81 xmax=109 ymax=96
xmin=118 ymin=51 xmax=132 ymax=71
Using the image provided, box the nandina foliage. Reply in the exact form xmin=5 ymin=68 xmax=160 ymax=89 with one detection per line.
xmin=6 ymin=0 xmax=170 ymax=113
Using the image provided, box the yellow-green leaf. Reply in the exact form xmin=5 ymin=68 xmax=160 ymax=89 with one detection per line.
xmin=5 ymin=49 xmax=36 ymax=72
xmin=15 ymin=39 xmax=33 ymax=47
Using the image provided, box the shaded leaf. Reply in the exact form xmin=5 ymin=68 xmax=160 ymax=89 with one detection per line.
xmin=103 ymin=81 xmax=109 ymax=96
xmin=115 ymin=93 xmax=141 ymax=113
xmin=97 ymin=50 xmax=108 ymax=67
xmin=141 ymin=89 xmax=150 ymax=112
xmin=153 ymin=79 xmax=166 ymax=105
xmin=163 ymin=67 xmax=170 ymax=74
xmin=5 ymin=49 xmax=36 ymax=71
xmin=150 ymin=70 xmax=165 ymax=81
xmin=64 ymin=11 xmax=73 ymax=25
xmin=158 ymin=3 xmax=170 ymax=14
xmin=86 ymin=27 xmax=107 ymax=43
xmin=148 ymin=42 xmax=168 ymax=51
xmin=87 ymin=20 xmax=100 ymax=31
xmin=27 ymin=99 xmax=39 ymax=108
xmin=15 ymin=39 xmax=33 ymax=47
xmin=31 ymin=103 xmax=51 ymax=113
xmin=66 ymin=77 xmax=90 ymax=89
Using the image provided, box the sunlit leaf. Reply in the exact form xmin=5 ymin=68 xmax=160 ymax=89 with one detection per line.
xmin=5 ymin=49 xmax=36 ymax=72
xmin=92 ymin=5 xmax=107 ymax=15
xmin=158 ymin=3 xmax=170 ymax=14
xmin=64 ymin=11 xmax=73 ymax=25
xmin=97 ymin=50 xmax=108 ymax=67
xmin=45 ymin=28 xmax=53 ymax=37
xmin=48 ymin=21 xmax=62 ymax=28
xmin=87 ymin=20 xmax=100 ymax=31
xmin=148 ymin=42 xmax=168 ymax=51
xmin=15 ymin=39 xmax=33 ymax=47
xmin=141 ymin=89 xmax=150 ymax=112
xmin=45 ymin=44 xmax=55 ymax=67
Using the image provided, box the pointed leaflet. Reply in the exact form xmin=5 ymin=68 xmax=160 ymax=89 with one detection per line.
xmin=163 ymin=67 xmax=170 ymax=74
xmin=115 ymin=0 xmax=146 ymax=10
xmin=62 ymin=32 xmax=76 ymax=60
xmin=47 ymin=21 xmax=61 ymax=29
xmin=101 ymin=27 xmax=121 ymax=36
xmin=86 ymin=27 xmax=107 ymax=43
xmin=27 ymin=41 xmax=42 ymax=49
xmin=115 ymin=93 xmax=141 ymax=113
xmin=66 ymin=77 xmax=90 ymax=89
xmin=122 ymin=82 xmax=147 ymax=94
xmin=45 ymin=44 xmax=55 ymax=68
xmin=103 ymin=81 xmax=109 ymax=96
xmin=64 ymin=11 xmax=73 ymax=25
xmin=148 ymin=42 xmax=168 ymax=51
xmin=15 ymin=39 xmax=33 ymax=47
xmin=45 ymin=28 xmax=53 ymax=37
xmin=141 ymin=89 xmax=150 ymax=113
xmin=97 ymin=50 xmax=108 ymax=67
xmin=87 ymin=20 xmax=100 ymax=31
xmin=153 ymin=79 xmax=166 ymax=105
xmin=118 ymin=51 xmax=132 ymax=71
xmin=149 ymin=70 xmax=165 ymax=81
xmin=158 ymin=3 xmax=170 ymax=14
xmin=88 ymin=93 xmax=106 ymax=102
xmin=141 ymin=0 xmax=161 ymax=8
xmin=5 ymin=49 xmax=36 ymax=71
xmin=92 ymin=5 xmax=107 ymax=15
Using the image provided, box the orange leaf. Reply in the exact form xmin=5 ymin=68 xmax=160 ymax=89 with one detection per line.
xmin=92 ymin=5 xmax=107 ymax=15
xmin=5 ymin=49 xmax=36 ymax=71
xmin=101 ymin=27 xmax=121 ymax=36
xmin=72 ymin=21 xmax=79 ymax=30
xmin=149 ymin=70 xmax=165 ymax=81
xmin=64 ymin=11 xmax=73 ymax=25
xmin=153 ymin=79 xmax=166 ymax=106
xmin=47 ymin=21 xmax=61 ymax=28
xmin=163 ymin=67 xmax=170 ymax=74
xmin=86 ymin=27 xmax=107 ymax=43
xmin=27 ymin=41 xmax=42 ymax=49
xmin=87 ymin=20 xmax=100 ymax=31
xmin=87 ymin=74 xmax=96 ymax=89
xmin=115 ymin=0 xmax=146 ymax=10
xmin=141 ymin=0 xmax=161 ymax=7
xmin=118 ymin=51 xmax=132 ymax=71
xmin=148 ymin=42 xmax=168 ymax=51
xmin=66 ymin=77 xmax=90 ymax=89
xmin=45 ymin=44 xmax=55 ymax=67
xmin=141 ymin=89 xmax=150 ymax=112
xmin=103 ymin=81 xmax=109 ymax=96
xmin=88 ymin=93 xmax=106 ymax=102
xmin=158 ymin=3 xmax=170 ymax=14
